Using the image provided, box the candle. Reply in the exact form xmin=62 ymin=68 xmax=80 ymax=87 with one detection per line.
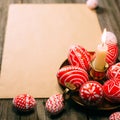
xmin=94 ymin=28 xmax=108 ymax=71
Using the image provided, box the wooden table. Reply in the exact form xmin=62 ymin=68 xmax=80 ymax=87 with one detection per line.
xmin=0 ymin=0 xmax=120 ymax=119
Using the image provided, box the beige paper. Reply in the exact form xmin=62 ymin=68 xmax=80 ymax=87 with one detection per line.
xmin=0 ymin=4 xmax=101 ymax=98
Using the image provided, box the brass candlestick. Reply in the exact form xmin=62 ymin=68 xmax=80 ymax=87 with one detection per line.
xmin=90 ymin=60 xmax=109 ymax=81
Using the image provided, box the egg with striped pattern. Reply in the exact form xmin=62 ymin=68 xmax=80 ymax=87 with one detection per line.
xmin=57 ymin=65 xmax=89 ymax=90
xmin=106 ymin=44 xmax=118 ymax=66
xmin=45 ymin=94 xmax=64 ymax=115
xmin=68 ymin=45 xmax=91 ymax=71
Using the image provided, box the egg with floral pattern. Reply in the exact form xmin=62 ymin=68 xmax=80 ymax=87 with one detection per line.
xmin=109 ymin=112 xmax=120 ymax=120
xmin=79 ymin=81 xmax=103 ymax=106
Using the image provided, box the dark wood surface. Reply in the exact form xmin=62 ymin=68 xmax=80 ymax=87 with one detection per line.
xmin=0 ymin=0 xmax=120 ymax=119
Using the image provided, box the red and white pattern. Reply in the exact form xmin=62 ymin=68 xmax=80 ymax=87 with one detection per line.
xmin=57 ymin=65 xmax=89 ymax=89
xmin=68 ymin=45 xmax=91 ymax=71
xmin=109 ymin=112 xmax=120 ymax=120
xmin=107 ymin=62 xmax=120 ymax=79
xmin=79 ymin=81 xmax=103 ymax=105
xmin=103 ymin=78 xmax=120 ymax=103
xmin=45 ymin=94 xmax=64 ymax=115
xmin=13 ymin=94 xmax=36 ymax=111
xmin=106 ymin=44 xmax=118 ymax=66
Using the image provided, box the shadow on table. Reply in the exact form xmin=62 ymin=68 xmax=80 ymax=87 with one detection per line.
xmin=96 ymin=6 xmax=106 ymax=14
xmin=67 ymin=98 xmax=120 ymax=118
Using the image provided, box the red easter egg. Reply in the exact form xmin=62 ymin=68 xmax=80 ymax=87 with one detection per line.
xmin=79 ymin=81 xmax=103 ymax=106
xmin=68 ymin=45 xmax=91 ymax=71
xmin=109 ymin=112 xmax=120 ymax=120
xmin=57 ymin=65 xmax=89 ymax=89
xmin=103 ymin=78 xmax=120 ymax=103
xmin=107 ymin=62 xmax=120 ymax=79
xmin=106 ymin=44 xmax=118 ymax=66
xmin=45 ymin=94 xmax=64 ymax=115
xmin=13 ymin=94 xmax=36 ymax=111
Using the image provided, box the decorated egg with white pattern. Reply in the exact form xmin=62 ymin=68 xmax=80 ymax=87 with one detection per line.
xmin=107 ymin=62 xmax=120 ymax=79
xmin=103 ymin=78 xmax=120 ymax=103
xmin=68 ymin=45 xmax=91 ymax=71
xmin=109 ymin=112 xmax=120 ymax=120
xmin=105 ymin=31 xmax=117 ymax=45
xmin=45 ymin=94 xmax=64 ymax=115
xmin=13 ymin=94 xmax=36 ymax=111
xmin=106 ymin=44 xmax=118 ymax=66
xmin=57 ymin=65 xmax=89 ymax=90
xmin=79 ymin=81 xmax=103 ymax=106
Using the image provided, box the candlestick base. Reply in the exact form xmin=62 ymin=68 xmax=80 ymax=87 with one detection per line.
xmin=90 ymin=60 xmax=109 ymax=81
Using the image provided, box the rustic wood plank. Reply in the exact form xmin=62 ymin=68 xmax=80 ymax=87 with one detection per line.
xmin=96 ymin=0 xmax=113 ymax=31
xmin=44 ymin=0 xmax=65 ymax=3
xmin=0 ymin=99 xmax=8 ymax=119
xmin=0 ymin=99 xmax=19 ymax=120
xmin=115 ymin=0 xmax=120 ymax=12
xmin=73 ymin=0 xmax=85 ymax=3
xmin=64 ymin=99 xmax=88 ymax=120
xmin=22 ymin=0 xmax=45 ymax=3
xmin=22 ymin=0 xmax=65 ymax=3
xmin=22 ymin=0 xmax=85 ymax=3
xmin=6 ymin=99 xmax=20 ymax=120
xmin=108 ymin=0 xmax=120 ymax=29
xmin=37 ymin=99 xmax=47 ymax=120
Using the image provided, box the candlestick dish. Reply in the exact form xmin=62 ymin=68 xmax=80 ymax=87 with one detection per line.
xmin=59 ymin=52 xmax=120 ymax=110
xmin=90 ymin=60 xmax=109 ymax=81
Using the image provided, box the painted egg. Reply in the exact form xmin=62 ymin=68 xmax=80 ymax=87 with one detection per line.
xmin=45 ymin=94 xmax=64 ymax=115
xmin=109 ymin=112 xmax=120 ymax=120
xmin=57 ymin=65 xmax=89 ymax=90
xmin=79 ymin=81 xmax=103 ymax=106
xmin=103 ymin=78 xmax=120 ymax=103
xmin=13 ymin=94 xmax=36 ymax=111
xmin=68 ymin=45 xmax=91 ymax=71
xmin=107 ymin=62 xmax=120 ymax=79
xmin=104 ymin=31 xmax=118 ymax=45
xmin=106 ymin=44 xmax=118 ymax=66
xmin=86 ymin=0 xmax=98 ymax=9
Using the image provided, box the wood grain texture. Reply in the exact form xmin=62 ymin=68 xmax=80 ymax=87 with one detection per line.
xmin=0 ymin=0 xmax=120 ymax=120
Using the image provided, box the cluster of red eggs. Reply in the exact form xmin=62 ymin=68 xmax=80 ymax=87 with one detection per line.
xmin=57 ymin=43 xmax=120 ymax=106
